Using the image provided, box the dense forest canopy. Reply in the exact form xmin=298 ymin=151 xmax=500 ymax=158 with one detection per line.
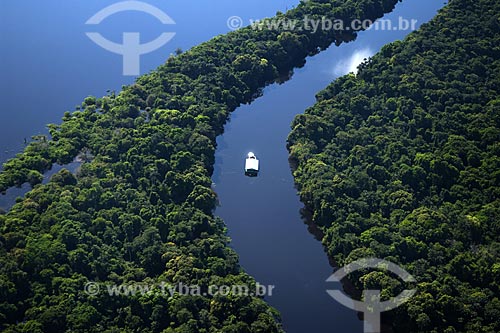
xmin=287 ymin=0 xmax=500 ymax=332
xmin=0 ymin=1 xmax=404 ymax=332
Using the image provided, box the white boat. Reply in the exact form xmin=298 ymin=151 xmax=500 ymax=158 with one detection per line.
xmin=245 ymin=152 xmax=259 ymax=177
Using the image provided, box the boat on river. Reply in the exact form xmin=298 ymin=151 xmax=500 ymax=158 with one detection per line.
xmin=244 ymin=152 xmax=259 ymax=177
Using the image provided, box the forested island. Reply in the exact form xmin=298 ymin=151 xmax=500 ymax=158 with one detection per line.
xmin=0 ymin=1 xmax=404 ymax=332
xmin=288 ymin=0 xmax=500 ymax=332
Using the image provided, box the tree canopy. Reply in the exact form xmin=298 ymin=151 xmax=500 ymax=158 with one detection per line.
xmin=0 ymin=0 xmax=403 ymax=332
xmin=288 ymin=0 xmax=500 ymax=331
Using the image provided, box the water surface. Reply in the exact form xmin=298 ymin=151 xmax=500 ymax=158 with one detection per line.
xmin=1 ymin=1 xmax=444 ymax=331
xmin=213 ymin=1 xmax=444 ymax=332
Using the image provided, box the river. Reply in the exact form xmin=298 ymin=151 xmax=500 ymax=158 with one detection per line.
xmin=212 ymin=1 xmax=444 ymax=332
xmin=0 ymin=0 xmax=299 ymax=209
xmin=1 ymin=1 xmax=443 ymax=332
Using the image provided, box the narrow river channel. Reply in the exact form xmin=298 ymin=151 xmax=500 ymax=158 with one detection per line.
xmin=0 ymin=1 xmax=444 ymax=331
xmin=212 ymin=1 xmax=444 ymax=332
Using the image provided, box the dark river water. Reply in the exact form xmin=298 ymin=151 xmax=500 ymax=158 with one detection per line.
xmin=1 ymin=1 xmax=443 ymax=332
xmin=212 ymin=2 xmax=443 ymax=332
